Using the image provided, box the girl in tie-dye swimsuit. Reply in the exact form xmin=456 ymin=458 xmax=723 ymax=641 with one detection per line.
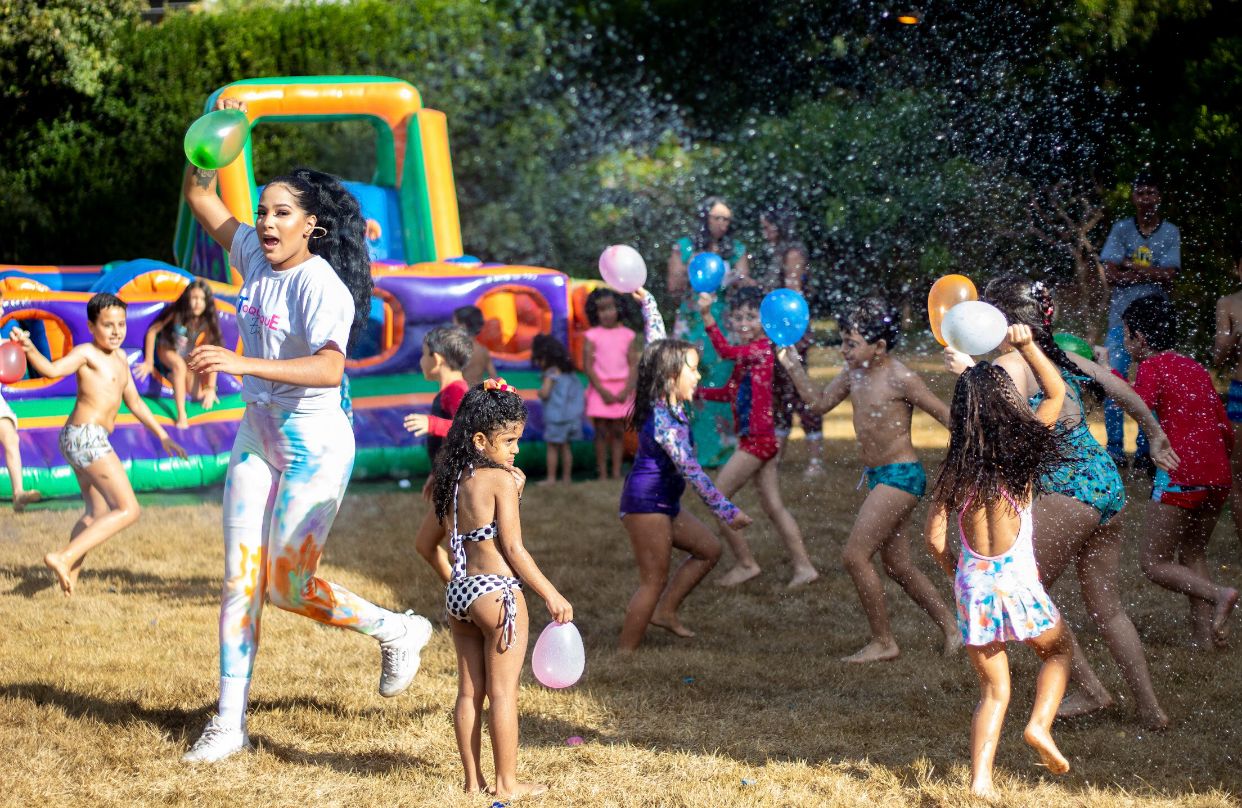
xmin=926 ymin=325 xmax=1076 ymax=799
xmin=431 ymin=380 xmax=572 ymax=800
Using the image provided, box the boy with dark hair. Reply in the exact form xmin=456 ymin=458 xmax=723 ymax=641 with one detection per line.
xmin=696 ymin=287 xmax=819 ymax=589
xmin=780 ymin=297 xmax=959 ymax=663
xmin=404 ymin=325 xmax=474 ymax=581
xmin=12 ymin=292 xmax=186 ymax=594
xmin=453 ymin=305 xmax=497 ymax=386
xmin=1123 ymin=294 xmax=1238 ymax=648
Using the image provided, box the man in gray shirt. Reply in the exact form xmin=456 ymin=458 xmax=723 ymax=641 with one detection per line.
xmin=1100 ymin=171 xmax=1180 ymax=470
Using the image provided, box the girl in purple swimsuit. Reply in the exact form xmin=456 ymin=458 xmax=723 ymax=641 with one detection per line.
xmin=617 ymin=289 xmax=753 ymax=651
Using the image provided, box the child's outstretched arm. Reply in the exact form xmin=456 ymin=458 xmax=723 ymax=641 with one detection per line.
xmin=1008 ymin=325 xmax=1066 ymax=427
xmin=697 ymin=293 xmax=748 ymax=361
xmin=924 ymin=503 xmax=955 ymax=577
xmin=653 ymin=406 xmax=751 ymax=528
xmin=1062 ymin=351 xmax=1180 ymax=472
xmin=135 ymin=314 xmax=172 ymax=381
xmin=489 ymin=470 xmax=573 ymax=623
xmin=634 ymin=288 xmax=666 ymax=343
xmin=776 ymin=346 xmax=849 ymax=415
xmin=11 ymin=330 xmax=88 ymax=380
xmin=121 ymin=375 xmax=187 ymax=458
xmin=897 ymin=365 xmax=950 ymax=428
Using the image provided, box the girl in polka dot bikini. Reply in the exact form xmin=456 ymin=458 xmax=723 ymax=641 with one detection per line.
xmin=432 ymin=378 xmax=573 ymax=800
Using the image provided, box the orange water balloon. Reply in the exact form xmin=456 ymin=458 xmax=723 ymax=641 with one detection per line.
xmin=927 ymin=274 xmax=978 ymax=345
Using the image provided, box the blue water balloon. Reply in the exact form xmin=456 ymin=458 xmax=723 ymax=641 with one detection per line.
xmin=687 ymin=252 xmax=727 ymax=293
xmin=760 ymin=289 xmax=809 ymax=347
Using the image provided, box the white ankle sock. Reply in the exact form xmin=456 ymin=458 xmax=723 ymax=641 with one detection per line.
xmin=372 ymin=611 xmax=407 ymax=644
xmin=217 ymin=676 xmax=251 ymax=730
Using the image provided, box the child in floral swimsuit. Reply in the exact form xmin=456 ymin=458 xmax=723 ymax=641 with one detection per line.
xmin=926 ymin=324 xmax=1075 ymax=799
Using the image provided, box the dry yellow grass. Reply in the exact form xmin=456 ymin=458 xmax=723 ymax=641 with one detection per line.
xmin=1 ymin=358 xmax=1237 ymax=807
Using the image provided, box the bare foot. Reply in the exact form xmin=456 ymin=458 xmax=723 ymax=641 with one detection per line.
xmin=463 ymin=780 xmax=489 ymax=794
xmin=841 ymin=638 xmax=900 ymax=664
xmin=942 ymin=630 xmax=963 ymax=657
xmin=43 ymin=552 xmax=74 ymax=595
xmin=650 ymin=612 xmax=695 ymax=638
xmin=1055 ymin=689 xmax=1113 ymax=720
xmin=1139 ymin=706 xmax=1170 ymax=731
xmin=786 ymin=566 xmax=819 ymax=589
xmin=715 ymin=563 xmax=761 ymax=587
xmin=13 ymin=490 xmax=42 ymax=513
xmin=536 ymin=478 xmax=558 ymax=487
xmin=1213 ymin=587 xmax=1238 ymax=640
xmin=1023 ymin=724 xmax=1070 ymax=774
xmin=489 ymin=782 xmax=548 ymax=799
xmin=970 ymin=779 xmax=996 ymax=799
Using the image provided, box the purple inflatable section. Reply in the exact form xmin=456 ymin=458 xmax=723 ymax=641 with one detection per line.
xmin=1 ymin=298 xmax=242 ymax=401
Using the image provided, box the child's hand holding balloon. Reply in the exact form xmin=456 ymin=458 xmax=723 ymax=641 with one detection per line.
xmin=545 ymin=593 xmax=573 ymax=624
xmin=696 ymin=292 xmax=715 ymax=315
xmin=943 ymin=346 xmax=975 ymax=376
xmin=1006 ymin=324 xmax=1034 ymax=349
xmin=776 ymin=346 xmax=801 ymax=369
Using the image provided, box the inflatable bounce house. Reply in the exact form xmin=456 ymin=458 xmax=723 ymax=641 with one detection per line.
xmin=0 ymin=76 xmax=601 ymax=499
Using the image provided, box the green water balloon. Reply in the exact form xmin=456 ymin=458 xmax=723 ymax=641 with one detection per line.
xmin=183 ymin=109 xmax=251 ymax=170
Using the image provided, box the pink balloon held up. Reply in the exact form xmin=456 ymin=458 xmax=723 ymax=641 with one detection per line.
xmin=598 ymin=245 xmax=647 ymax=293
xmin=531 ymin=621 xmax=585 ymax=689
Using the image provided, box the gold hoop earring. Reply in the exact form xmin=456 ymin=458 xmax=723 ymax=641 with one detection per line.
xmin=309 ymin=226 xmax=328 ymax=239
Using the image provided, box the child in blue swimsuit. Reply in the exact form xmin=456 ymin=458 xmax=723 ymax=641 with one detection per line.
xmin=431 ymin=379 xmax=573 ymax=800
xmin=617 ymin=289 xmax=752 ymax=651
xmin=926 ymin=324 xmax=1075 ymax=799
xmin=780 ymin=298 xmax=958 ymax=664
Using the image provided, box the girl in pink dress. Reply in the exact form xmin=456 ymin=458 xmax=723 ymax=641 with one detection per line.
xmin=583 ymin=288 xmax=639 ymax=479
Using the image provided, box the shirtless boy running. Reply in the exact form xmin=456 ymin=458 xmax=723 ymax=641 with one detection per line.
xmin=13 ymin=292 xmax=186 ymax=594
xmin=779 ymin=298 xmax=960 ymax=663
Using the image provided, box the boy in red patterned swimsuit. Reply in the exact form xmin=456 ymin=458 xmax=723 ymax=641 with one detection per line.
xmin=696 ymin=289 xmax=818 ymax=588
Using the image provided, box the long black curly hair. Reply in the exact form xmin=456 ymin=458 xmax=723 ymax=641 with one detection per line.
xmin=432 ymin=384 xmax=529 ymax=523
xmin=628 ymin=338 xmax=698 ymax=430
xmin=930 ymin=362 xmax=1077 ymax=514
xmin=983 ymin=274 xmax=1105 ymax=406
xmin=266 ymin=167 xmax=373 ymax=352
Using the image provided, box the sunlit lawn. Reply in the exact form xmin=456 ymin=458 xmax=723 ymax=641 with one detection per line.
xmin=1 ymin=357 xmax=1236 ymax=807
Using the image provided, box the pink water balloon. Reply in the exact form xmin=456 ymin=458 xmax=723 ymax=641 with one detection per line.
xmin=598 ymin=245 xmax=647 ymax=293
xmin=531 ymin=621 xmax=584 ymax=689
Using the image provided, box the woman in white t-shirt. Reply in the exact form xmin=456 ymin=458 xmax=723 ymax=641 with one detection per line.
xmin=179 ymin=99 xmax=432 ymax=764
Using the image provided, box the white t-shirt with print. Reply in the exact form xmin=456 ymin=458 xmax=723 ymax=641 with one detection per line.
xmin=229 ymin=224 xmax=353 ymax=413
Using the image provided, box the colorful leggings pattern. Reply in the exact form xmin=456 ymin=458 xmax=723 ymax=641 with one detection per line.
xmin=219 ymin=404 xmax=392 ymax=679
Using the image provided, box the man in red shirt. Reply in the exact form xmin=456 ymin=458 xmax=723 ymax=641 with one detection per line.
xmin=696 ymin=288 xmax=818 ymax=589
xmin=1123 ymin=295 xmax=1238 ymax=648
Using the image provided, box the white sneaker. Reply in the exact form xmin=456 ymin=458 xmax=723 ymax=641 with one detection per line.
xmin=182 ymin=716 xmax=252 ymax=763
xmin=378 ymin=611 xmax=433 ymax=698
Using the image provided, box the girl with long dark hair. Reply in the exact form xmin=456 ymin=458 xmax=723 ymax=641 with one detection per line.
xmin=617 ymin=288 xmax=752 ymax=651
xmin=135 ymin=279 xmax=224 ymax=428
xmin=949 ymin=274 xmax=1178 ymax=729
xmin=927 ymin=324 xmax=1076 ymax=798
xmin=432 ymin=380 xmax=572 ymax=799
xmin=179 ymin=99 xmax=433 ymax=762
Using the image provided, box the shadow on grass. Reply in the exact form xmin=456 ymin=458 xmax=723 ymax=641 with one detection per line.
xmin=1 ymin=683 xmax=436 ymax=775
xmin=0 ymin=564 xmax=217 ymax=600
